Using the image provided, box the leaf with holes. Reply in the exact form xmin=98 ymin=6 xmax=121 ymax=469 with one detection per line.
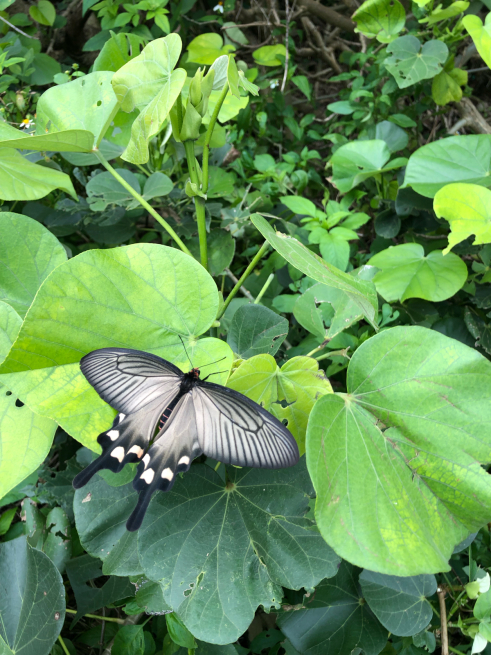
xmin=0 ymin=244 xmax=231 ymax=451
xmin=384 ymin=35 xmax=448 ymax=88
xmin=75 ymin=459 xmax=340 ymax=644
xmin=307 ymin=326 xmax=491 ymax=575
xmin=278 ymin=562 xmax=388 ymax=655
xmin=359 ymin=571 xmax=437 ymax=636
xmin=227 ymin=304 xmax=289 ymax=358
xmin=228 ymin=354 xmax=332 ymax=455
xmin=0 ymin=537 xmax=65 ymax=655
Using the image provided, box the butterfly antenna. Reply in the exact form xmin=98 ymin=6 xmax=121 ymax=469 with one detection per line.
xmin=199 ymin=356 xmax=227 ymax=369
xmin=202 ymin=369 xmax=229 ymax=381
xmin=178 ymin=335 xmax=194 ymax=368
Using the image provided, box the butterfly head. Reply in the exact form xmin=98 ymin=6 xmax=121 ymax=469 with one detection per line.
xmin=190 ymin=367 xmax=200 ymax=379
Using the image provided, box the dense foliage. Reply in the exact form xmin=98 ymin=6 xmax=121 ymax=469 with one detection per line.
xmin=2 ymin=0 xmax=491 ymax=653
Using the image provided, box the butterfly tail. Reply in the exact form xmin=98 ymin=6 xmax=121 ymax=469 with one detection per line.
xmin=126 ymin=488 xmax=154 ymax=532
xmin=72 ymin=455 xmax=110 ymax=489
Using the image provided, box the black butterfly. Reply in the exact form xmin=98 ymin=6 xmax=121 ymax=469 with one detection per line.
xmin=73 ymin=348 xmax=299 ymax=531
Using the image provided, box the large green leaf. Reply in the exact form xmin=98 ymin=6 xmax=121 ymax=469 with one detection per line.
xmin=251 ymin=214 xmax=378 ymax=328
xmin=0 ymin=149 xmax=77 ymax=201
xmin=227 ymin=304 xmax=289 ymax=358
xmin=35 ymin=71 xmax=119 ymax=148
xmin=278 ymin=562 xmax=388 ymax=655
xmin=434 ymin=183 xmax=491 ymax=253
xmin=139 ymin=460 xmax=339 ymax=644
xmin=368 ymin=243 xmax=467 ymax=302
xmin=228 ymin=354 xmax=332 ymax=455
xmin=403 ymin=135 xmax=491 ymax=198
xmin=0 ymin=537 xmax=65 ymax=655
xmin=112 ymin=35 xmax=187 ymax=164
xmin=384 ymin=35 xmax=448 ymax=88
xmin=359 ymin=570 xmax=436 ymax=636
xmin=0 ymin=213 xmax=67 ymax=317
xmin=353 ymin=0 xmax=406 ymax=43
xmin=186 ymin=33 xmax=234 ymax=65
xmin=0 ymin=121 xmax=94 ymax=153
xmin=0 ymin=244 xmax=229 ymax=450
xmin=330 ymin=140 xmax=407 ymax=193
xmin=93 ymin=32 xmax=143 ymax=72
xmin=307 ymin=326 xmax=491 ymax=575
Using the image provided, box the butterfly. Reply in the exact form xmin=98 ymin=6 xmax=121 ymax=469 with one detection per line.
xmin=73 ymin=347 xmax=299 ymax=531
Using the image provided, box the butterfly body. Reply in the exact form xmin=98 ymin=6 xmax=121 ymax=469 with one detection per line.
xmin=73 ymin=347 xmax=299 ymax=531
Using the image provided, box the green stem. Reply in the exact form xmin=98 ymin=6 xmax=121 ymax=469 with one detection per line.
xmin=135 ymin=163 xmax=151 ymax=177
xmin=58 ymin=636 xmax=70 ymax=655
xmin=448 ymin=647 xmax=467 ymax=655
xmin=447 ymin=589 xmax=468 ymax=622
xmin=315 ymin=348 xmax=350 ymax=362
xmin=94 ymin=150 xmax=191 ymax=257
xmin=217 ymin=241 xmax=270 ymax=320
xmin=65 ymin=608 xmax=125 ymax=624
xmin=184 ymin=139 xmax=208 ymax=271
xmin=202 ymin=83 xmax=229 ymax=195
xmin=254 ymin=273 xmax=274 ymax=304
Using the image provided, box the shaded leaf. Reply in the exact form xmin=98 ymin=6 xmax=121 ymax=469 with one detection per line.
xmin=384 ymin=36 xmax=448 ymax=89
xmin=359 ymin=570 xmax=436 ymax=636
xmin=0 ymin=537 xmax=65 ymax=655
xmin=187 ymin=230 xmax=235 ymax=277
xmin=227 ymin=304 xmax=288 ymax=358
xmin=278 ymin=562 xmax=387 ymax=655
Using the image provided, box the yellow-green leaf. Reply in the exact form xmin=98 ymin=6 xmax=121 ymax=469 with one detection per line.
xmin=253 ymin=44 xmax=287 ymax=67
xmin=463 ymin=13 xmax=491 ymax=70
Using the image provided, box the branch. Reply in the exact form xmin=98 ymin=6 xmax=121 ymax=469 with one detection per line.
xmin=437 ymin=586 xmax=449 ymax=655
xmin=297 ymin=0 xmax=355 ymax=32
xmin=449 ymin=97 xmax=491 ymax=135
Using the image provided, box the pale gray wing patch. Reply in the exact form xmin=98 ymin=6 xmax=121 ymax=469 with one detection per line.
xmin=81 ymin=348 xmax=182 ymax=414
xmin=127 ymin=394 xmax=203 ymax=531
xmin=192 ymin=385 xmax=299 ymax=469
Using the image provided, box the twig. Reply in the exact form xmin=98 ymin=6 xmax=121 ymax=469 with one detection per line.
xmin=219 ymin=242 xmax=270 ymax=319
xmin=224 ymin=269 xmax=255 ymax=301
xmin=281 ymin=0 xmax=295 ymax=92
xmin=301 ymin=16 xmax=342 ymax=73
xmin=297 ymin=0 xmax=355 ymax=32
xmin=0 ymin=15 xmax=39 ymax=39
xmin=450 ymin=97 xmax=491 ymax=134
xmin=437 ymin=586 xmax=449 ymax=655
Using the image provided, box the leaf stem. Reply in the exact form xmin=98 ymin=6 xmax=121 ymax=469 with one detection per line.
xmin=94 ymin=150 xmax=192 ymax=257
xmin=58 ymin=636 xmax=70 ymax=655
xmin=202 ymin=82 xmax=229 ymax=195
xmin=217 ymin=241 xmax=270 ymax=320
xmin=65 ymin=608 xmax=125 ymax=624
xmin=254 ymin=273 xmax=274 ymax=304
xmin=437 ymin=586 xmax=449 ymax=655
xmin=184 ymin=139 xmax=208 ymax=271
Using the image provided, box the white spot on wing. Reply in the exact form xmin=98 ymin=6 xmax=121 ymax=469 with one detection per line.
xmin=110 ymin=446 xmax=125 ymax=462
xmin=142 ymin=454 xmax=150 ymax=468
xmin=141 ymin=468 xmax=155 ymax=483
xmin=118 ymin=413 xmax=126 ymax=421
xmin=161 ymin=467 xmax=173 ymax=481
xmin=128 ymin=445 xmax=144 ymax=458
xmin=107 ymin=430 xmax=119 ymax=441
xmin=178 ymin=456 xmax=190 ymax=466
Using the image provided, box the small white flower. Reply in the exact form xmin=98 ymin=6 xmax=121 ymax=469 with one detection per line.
xmin=20 ymin=118 xmax=34 ymax=129
xmin=213 ymin=2 xmax=224 ymax=11
xmin=270 ymin=80 xmax=279 ymax=89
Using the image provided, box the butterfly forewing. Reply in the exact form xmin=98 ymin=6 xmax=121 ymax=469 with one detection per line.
xmin=193 ymin=383 xmax=299 ymax=468
xmin=81 ymin=348 xmax=183 ymax=414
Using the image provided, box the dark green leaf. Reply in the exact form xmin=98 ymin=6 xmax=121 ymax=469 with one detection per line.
xmin=359 ymin=570 xmax=436 ymax=636
xmin=375 ymin=209 xmax=401 ymax=238
xmin=166 ymin=614 xmax=196 ymax=649
xmin=0 ymin=537 xmax=65 ymax=655
xmin=187 ymin=230 xmax=235 ymax=277
xmin=278 ymin=562 xmax=387 ymax=655
xmin=227 ymin=304 xmax=289 ymax=357
xmin=112 ymin=625 xmax=145 ymax=655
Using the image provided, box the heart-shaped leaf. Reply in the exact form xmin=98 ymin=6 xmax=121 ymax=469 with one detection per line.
xmin=0 ymin=148 xmax=77 ymax=201
xmin=463 ymin=14 xmax=491 ymax=69
xmin=359 ymin=570 xmax=437 ymax=636
xmin=251 ymin=213 xmax=378 ymax=328
xmin=112 ymin=35 xmax=187 ymax=164
xmin=434 ymin=183 xmax=491 ymax=253
xmin=330 ymin=139 xmax=407 ymax=193
xmin=278 ymin=562 xmax=388 ymax=655
xmin=368 ymin=243 xmax=467 ymax=302
xmin=227 ymin=304 xmax=289 ymax=358
xmin=0 ymin=244 xmax=230 ymax=450
xmin=36 ymin=71 xmax=119 ymax=148
xmin=384 ymin=36 xmax=448 ymax=88
xmin=403 ymin=135 xmax=491 ymax=198
xmin=307 ymin=326 xmax=491 ymax=574
xmin=0 ymin=537 xmax=65 ymax=655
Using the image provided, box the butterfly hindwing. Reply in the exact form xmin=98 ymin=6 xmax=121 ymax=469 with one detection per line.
xmin=193 ymin=383 xmax=299 ymax=468
xmin=127 ymin=394 xmax=202 ymax=531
